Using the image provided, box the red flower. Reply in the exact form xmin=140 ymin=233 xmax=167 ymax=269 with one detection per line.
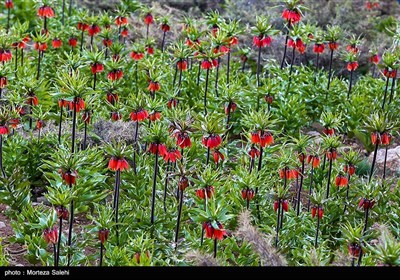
xmin=259 ymin=131 xmax=274 ymax=147
xmin=186 ymin=38 xmax=200 ymax=48
xmin=248 ymin=146 xmax=260 ymax=159
xmin=273 ymin=201 xmax=279 ymax=212
xmin=344 ymin=164 xmax=356 ymax=176
xmin=253 ymin=35 xmax=272 ymax=48
xmin=282 ymin=200 xmax=289 ymax=212
xmin=328 ymin=42 xmax=339 ymax=51
xmin=214 ymin=45 xmax=230 ymax=55
xmin=281 ymin=9 xmax=301 ymax=24
xmin=56 ymin=206 xmax=69 ymax=220
xmin=77 ymin=22 xmax=89 ymax=31
xmin=323 ymin=127 xmax=335 ymax=136
xmin=298 ymin=153 xmax=306 ymax=163
xmin=213 ymin=150 xmax=224 ymax=164
xmin=68 ymin=97 xmax=85 ymax=113
xmin=98 ymin=229 xmax=109 ymax=244
xmin=381 ymin=132 xmax=391 ymax=146
xmin=43 ymin=227 xmax=58 ymax=244
xmin=36 ymin=120 xmax=44 ymax=129
xmin=51 ymin=38 xmax=62 ymax=49
xmin=68 ymin=37 xmax=78 ymax=47
xmin=144 ymin=14 xmax=154 ymax=25
xmin=149 ymin=143 xmax=167 ymax=156
xmin=311 ymin=206 xmax=324 ymax=219
xmin=203 ymin=222 xmax=214 ymax=238
xmin=146 ymin=46 xmax=154 ymax=55
xmin=0 ymin=49 xmax=12 ymax=62
xmin=148 ymin=81 xmax=160 ymax=92
xmin=120 ymin=27 xmax=129 ymax=37
xmin=61 ymin=170 xmax=78 ymax=185
xmin=0 ymin=125 xmax=9 ymax=135
xmin=358 ymin=198 xmax=375 ymax=210
xmin=313 ymin=43 xmax=325 ymax=54
xmin=149 ymin=111 xmax=161 ymax=122
xmin=88 ymin=24 xmax=101 ymax=36
xmin=111 ymin=111 xmax=122 ymax=121
xmin=27 ymin=95 xmax=39 ymax=106
xmin=224 ymin=102 xmax=237 ymax=115
xmin=178 ymin=176 xmax=189 ymax=191
xmin=34 ymin=42 xmax=47 ymax=52
xmin=288 ymin=38 xmax=306 ymax=54
xmin=176 ymin=132 xmax=191 ymax=149
xmin=38 ymin=5 xmax=55 ymax=18
xmin=202 ymin=134 xmax=222 ymax=149
xmin=371 ymin=132 xmax=381 ymax=145
xmin=102 ymin=39 xmax=112 ymax=47
xmin=383 ymin=68 xmax=396 ymax=78
xmin=335 ymin=174 xmax=348 ymax=187
xmin=196 ymin=186 xmax=214 ymax=200
xmin=228 ymin=36 xmax=238 ymax=46
xmin=5 ymin=0 xmax=13 ymax=9
xmin=130 ymin=51 xmax=144 ymax=61
xmin=107 ymin=69 xmax=123 ymax=81
xmin=347 ymin=61 xmax=359 ymax=72
xmin=369 ymin=54 xmax=380 ymax=65
xmin=201 ymin=60 xmax=213 ymax=70
xmin=326 ymin=149 xmax=337 ymax=160
xmin=106 ymin=92 xmax=119 ymax=105
xmin=279 ymin=168 xmax=297 ymax=180
xmin=177 ymin=60 xmax=188 ymax=71
xmin=115 ymin=16 xmax=128 ymax=26
xmin=163 ymin=148 xmax=182 ymax=163
xmin=0 ymin=76 xmax=7 ymax=88
xmin=346 ymin=45 xmax=359 ymax=54
xmin=264 ymin=95 xmax=273 ymax=104
xmin=242 ymin=189 xmax=255 ymax=201
xmin=250 ymin=131 xmax=261 ymax=145
xmin=161 ymin=23 xmax=170 ymax=33
xmin=91 ymin=63 xmax=104 ymax=74
xmin=108 ymin=156 xmax=130 ymax=171
xmin=81 ymin=111 xmax=91 ymax=124
xmin=348 ymin=243 xmax=361 ymax=257
xmin=213 ymin=223 xmax=226 ymax=240
xmin=130 ymin=109 xmax=148 ymax=122
xmin=240 ymin=54 xmax=248 ymax=62
xmin=8 ymin=118 xmax=20 ymax=129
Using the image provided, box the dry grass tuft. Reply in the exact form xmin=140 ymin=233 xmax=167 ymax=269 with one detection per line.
xmin=185 ymin=250 xmax=221 ymax=266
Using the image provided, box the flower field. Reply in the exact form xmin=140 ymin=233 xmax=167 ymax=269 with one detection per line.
xmin=0 ymin=0 xmax=399 ymax=267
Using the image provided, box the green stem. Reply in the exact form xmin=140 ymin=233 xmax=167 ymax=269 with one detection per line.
xmin=99 ymin=242 xmax=103 ymax=267
xmin=296 ymin=159 xmax=305 ymax=216
xmin=204 ymin=68 xmax=210 ymax=115
xmin=327 ymin=49 xmax=334 ymax=91
xmin=326 ymin=155 xmax=333 ymax=199
xmin=275 ymin=199 xmax=281 ymax=247
xmin=214 ymin=57 xmax=220 ymax=97
xmin=307 ymin=166 xmax=314 ymax=212
xmin=381 ymin=76 xmax=390 ymax=110
xmin=315 ymin=211 xmax=320 ymax=248
xmin=347 ymin=70 xmax=353 ymax=99
xmin=369 ymin=142 xmax=379 ymax=183
xmin=150 ymin=147 xmax=159 ymax=224
xmin=58 ymin=106 xmax=63 ymax=145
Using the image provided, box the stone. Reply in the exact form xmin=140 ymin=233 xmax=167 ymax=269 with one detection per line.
xmin=369 ymin=146 xmax=400 ymax=173
xmin=0 ymin=221 xmax=6 ymax=229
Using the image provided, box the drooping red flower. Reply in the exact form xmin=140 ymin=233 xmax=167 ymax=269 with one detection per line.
xmin=77 ymin=22 xmax=89 ymax=31
xmin=177 ymin=60 xmax=188 ymax=71
xmin=282 ymin=200 xmax=289 ymax=212
xmin=279 ymin=168 xmax=298 ymax=180
xmin=51 ymin=38 xmax=62 ymax=49
xmin=111 ymin=111 xmax=122 ymax=121
xmin=323 ymin=127 xmax=335 ymax=136
xmin=0 ymin=76 xmax=7 ymax=89
xmin=162 ymin=148 xmax=182 ymax=163
xmin=213 ymin=222 xmax=227 ymax=240
xmin=369 ymin=54 xmax=380 ymax=65
xmin=130 ymin=51 xmax=144 ymax=61
xmin=196 ymin=186 xmax=214 ymax=200
xmin=202 ymin=134 xmax=222 ymax=149
xmin=34 ymin=42 xmax=47 ymax=52
xmin=130 ymin=109 xmax=148 ymax=122
xmin=0 ymin=49 xmax=12 ymax=62
xmin=61 ymin=169 xmax=78 ymax=185
xmin=5 ymin=0 xmax=13 ymax=9
xmin=306 ymin=155 xmax=320 ymax=168
xmin=161 ymin=23 xmax=170 ymax=33
xmin=88 ymin=24 xmax=101 ymax=36
xmin=68 ymin=97 xmax=85 ymax=113
xmin=383 ymin=68 xmax=396 ymax=78
xmin=56 ymin=206 xmax=69 ymax=220
xmin=328 ymin=42 xmax=339 ymax=51
xmin=108 ymin=156 xmax=130 ymax=171
xmin=107 ymin=69 xmax=123 ymax=81
xmin=98 ymin=229 xmax=109 ymax=245
xmin=335 ymin=174 xmax=348 ymax=187
xmin=27 ymin=95 xmax=39 ymax=106
xmin=36 ymin=120 xmax=44 ymax=130
xmin=347 ymin=61 xmax=359 ymax=72
xmin=371 ymin=132 xmax=381 ymax=145
xmin=214 ymin=45 xmax=230 ymax=55
xmin=185 ymin=38 xmax=200 ymax=48
xmin=178 ymin=176 xmax=189 ymax=191
xmin=358 ymin=198 xmax=375 ymax=210
xmin=288 ymin=38 xmax=306 ymax=54
xmin=91 ymin=63 xmax=104 ymax=74
xmin=148 ymin=81 xmax=160 ymax=92
xmin=201 ymin=59 xmax=213 ymax=70
xmin=281 ymin=9 xmax=301 ymax=24
xmin=43 ymin=227 xmax=58 ymax=244
xmin=313 ymin=43 xmax=325 ymax=54
xmin=381 ymin=132 xmax=392 ymax=146
xmin=0 ymin=125 xmax=9 ymax=135
xmin=81 ymin=111 xmax=91 ymax=124
xmin=37 ymin=5 xmax=55 ymax=18
xmin=149 ymin=111 xmax=161 ymax=122
xmin=115 ymin=16 xmax=128 ymax=26
xmin=253 ymin=35 xmax=272 ymax=48
xmin=311 ymin=206 xmax=324 ymax=219
xmin=273 ymin=201 xmax=279 ymax=212
xmin=148 ymin=143 xmax=167 ymax=156
xmin=176 ymin=132 xmax=191 ymax=149
xmin=259 ymin=131 xmax=274 ymax=147
xmin=106 ymin=92 xmax=119 ymax=105
xmin=8 ymin=118 xmax=20 ymax=129
xmin=326 ymin=149 xmax=337 ymax=160
xmin=264 ymin=94 xmax=273 ymax=104
xmin=228 ymin=36 xmax=238 ymax=46
xmin=250 ymin=131 xmax=261 ymax=145
xmin=248 ymin=146 xmax=260 ymax=159
xmin=224 ymin=102 xmax=237 ymax=115
xmin=348 ymin=243 xmax=361 ymax=257
xmin=346 ymin=45 xmax=359 ymax=54
xmin=146 ymin=46 xmax=154 ymax=55
xmin=102 ymin=39 xmax=112 ymax=47
xmin=344 ymin=164 xmax=356 ymax=176
xmin=144 ymin=13 xmax=154 ymax=25
xmin=121 ymin=27 xmax=129 ymax=37
xmin=298 ymin=152 xmax=306 ymax=163
xmin=203 ymin=221 xmax=214 ymax=238
xmin=68 ymin=37 xmax=78 ymax=47
xmin=241 ymin=188 xmax=255 ymax=201
xmin=213 ymin=150 xmax=224 ymax=164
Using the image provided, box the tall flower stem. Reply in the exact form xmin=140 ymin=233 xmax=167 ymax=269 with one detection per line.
xmin=53 ymin=244 xmax=57 ymax=266
xmin=56 ymin=217 xmax=63 ymax=266
xmin=381 ymin=76 xmax=391 ymax=110
xmin=280 ymin=28 xmax=290 ymax=69
xmin=275 ymin=199 xmax=281 ymax=247
xmin=172 ymin=63 xmax=178 ymax=87
xmin=62 ymin=0 xmax=66 ymax=25
xmin=388 ymin=72 xmax=397 ymax=105
xmin=163 ymin=160 xmax=170 ymax=213
xmin=93 ymin=73 xmax=97 ymax=90
xmin=36 ymin=50 xmax=41 ymax=80
xmin=80 ymin=30 xmax=84 ymax=53
xmin=256 ymin=46 xmax=262 ymax=87
xmin=357 ymin=207 xmax=370 ymax=266
xmin=200 ymin=196 xmax=207 ymax=246
xmin=214 ymin=57 xmax=221 ymax=97
xmin=71 ymin=97 xmax=77 ymax=154
xmin=6 ymin=8 xmax=11 ymax=33
xmin=255 ymin=147 xmax=263 ymax=220
xmin=174 ymin=189 xmax=184 ymax=249
xmin=133 ymin=121 xmax=139 ymax=175
xmin=315 ymin=210 xmax=320 ymax=248
xmin=177 ymin=67 xmax=183 ymax=97
xmin=146 ymin=25 xmax=149 ymax=40
xmin=99 ymin=242 xmax=103 ymax=266
xmin=307 ymin=166 xmax=314 ymax=212
xmin=241 ymin=59 xmax=246 ymax=73
xmin=369 ymin=141 xmax=379 ymax=183
xmin=113 ymin=170 xmax=121 ymax=245
xmin=296 ymin=159 xmax=305 ymax=216
xmin=0 ymin=135 xmax=6 ymax=178
xmin=204 ymin=68 xmax=210 ymax=115
xmin=343 ymin=173 xmax=351 ymax=214
xmin=287 ymin=47 xmax=296 ymax=93
xmin=58 ymin=106 xmax=63 ymax=144
xmin=280 ymin=175 xmax=286 ymax=230
xmin=67 ymin=182 xmax=74 ymax=266
xmin=161 ymin=31 xmax=166 ymax=52
xmin=83 ymin=121 xmax=87 ymax=150
xmin=21 ymin=49 xmax=24 ymax=67
xmin=213 ymin=238 xmax=217 ymax=258
xmin=227 ymin=51 xmax=231 ymax=86
xmin=135 ymin=62 xmax=138 ymax=93
xmin=206 ymin=147 xmax=210 ymax=165
xmin=150 ymin=145 xmax=159 ymax=224
xmin=249 ymin=158 xmax=255 ymax=174
xmin=347 ymin=70 xmax=353 ymax=99
xmin=68 ymin=0 xmax=73 ymax=16
xmin=14 ymin=48 xmax=18 ymax=73
xmin=90 ymin=36 xmax=94 ymax=50
xmin=383 ymin=145 xmax=388 ymax=180
xmin=196 ymin=61 xmax=201 ymax=86
xmin=327 ymin=49 xmax=334 ymax=91
xmin=326 ymin=154 xmax=333 ymax=199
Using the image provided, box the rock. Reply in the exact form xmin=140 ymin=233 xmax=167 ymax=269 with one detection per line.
xmin=36 ymin=196 xmax=51 ymax=206
xmin=368 ymin=146 xmax=400 ymax=174
xmin=0 ymin=221 xmax=6 ymax=229
xmin=305 ymin=131 xmax=323 ymax=144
